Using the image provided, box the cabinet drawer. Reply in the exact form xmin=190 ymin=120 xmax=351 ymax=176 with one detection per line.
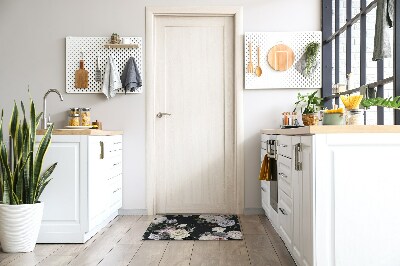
xmin=277 ymin=135 xmax=292 ymax=158
xmin=278 ymin=155 xmax=292 ymax=198
xmin=278 ymin=188 xmax=293 ymax=249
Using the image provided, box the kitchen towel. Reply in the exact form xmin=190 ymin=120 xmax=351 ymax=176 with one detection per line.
xmin=120 ymin=57 xmax=142 ymax=93
xmin=259 ymin=154 xmax=272 ymax=181
xmin=102 ymin=55 xmax=122 ymax=99
xmin=373 ymin=0 xmax=394 ymax=61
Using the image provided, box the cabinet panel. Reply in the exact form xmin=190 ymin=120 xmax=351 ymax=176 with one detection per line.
xmin=277 ymin=135 xmax=292 ymax=158
xmin=278 ymin=155 xmax=292 ymax=198
xmin=278 ymin=188 xmax=293 ymax=249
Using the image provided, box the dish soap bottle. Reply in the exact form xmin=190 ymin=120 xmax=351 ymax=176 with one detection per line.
xmin=346 ymin=72 xmax=354 ymax=91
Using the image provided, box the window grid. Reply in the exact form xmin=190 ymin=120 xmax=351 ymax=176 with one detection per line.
xmin=322 ymin=0 xmax=398 ymax=125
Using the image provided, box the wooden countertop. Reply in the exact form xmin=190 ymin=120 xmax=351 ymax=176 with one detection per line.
xmin=260 ymin=125 xmax=400 ymax=135
xmin=36 ymin=129 xmax=123 ymax=136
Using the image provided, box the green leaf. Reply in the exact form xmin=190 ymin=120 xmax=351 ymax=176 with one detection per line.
xmin=32 ymin=123 xmax=54 ymax=202
xmin=9 ymin=102 xmax=19 ymax=141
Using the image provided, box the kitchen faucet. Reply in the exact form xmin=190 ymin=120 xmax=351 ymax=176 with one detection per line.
xmin=42 ymin=89 xmax=64 ymax=129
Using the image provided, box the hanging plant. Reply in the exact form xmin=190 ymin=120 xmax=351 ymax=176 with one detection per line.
xmin=304 ymin=42 xmax=320 ymax=77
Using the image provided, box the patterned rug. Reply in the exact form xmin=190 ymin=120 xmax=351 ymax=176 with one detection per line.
xmin=142 ymin=214 xmax=243 ymax=240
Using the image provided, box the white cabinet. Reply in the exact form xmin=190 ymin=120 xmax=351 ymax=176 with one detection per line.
xmin=261 ymin=131 xmax=400 ymax=266
xmin=292 ymin=136 xmax=313 ymax=266
xmin=36 ymin=134 xmax=123 ymax=243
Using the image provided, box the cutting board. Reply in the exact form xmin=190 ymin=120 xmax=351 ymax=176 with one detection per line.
xmin=267 ymin=44 xmax=295 ymax=71
xmin=75 ymin=60 xmax=89 ymax=88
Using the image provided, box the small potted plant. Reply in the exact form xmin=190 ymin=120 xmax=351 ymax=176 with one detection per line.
xmin=293 ymin=90 xmax=323 ymax=126
xmin=0 ymin=99 xmax=57 ymax=253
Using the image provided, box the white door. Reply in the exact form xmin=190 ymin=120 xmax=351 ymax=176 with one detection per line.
xmin=154 ymin=15 xmax=235 ymax=214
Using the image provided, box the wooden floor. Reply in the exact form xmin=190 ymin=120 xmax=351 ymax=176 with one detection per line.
xmin=0 ymin=215 xmax=295 ymax=266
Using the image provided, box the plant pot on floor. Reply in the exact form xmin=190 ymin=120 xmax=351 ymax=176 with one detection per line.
xmin=0 ymin=202 xmax=44 ymax=253
xmin=302 ymin=113 xmax=319 ymax=126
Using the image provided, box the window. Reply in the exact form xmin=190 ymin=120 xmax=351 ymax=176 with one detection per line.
xmin=322 ymin=0 xmax=399 ymax=125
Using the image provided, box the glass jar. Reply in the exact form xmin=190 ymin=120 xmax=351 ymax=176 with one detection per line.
xmin=68 ymin=114 xmax=80 ymax=126
xmin=80 ymin=108 xmax=91 ymax=126
xmin=346 ymin=109 xmax=364 ymax=125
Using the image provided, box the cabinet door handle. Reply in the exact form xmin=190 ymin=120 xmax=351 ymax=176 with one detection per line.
xmin=277 ymin=144 xmax=287 ymax=147
xmin=279 ymin=207 xmax=287 ymax=215
xmin=100 ymin=141 xmax=104 ymax=159
xmin=294 ymin=143 xmax=302 ymax=171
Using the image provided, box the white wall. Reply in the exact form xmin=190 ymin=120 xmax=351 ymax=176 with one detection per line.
xmin=0 ymin=0 xmax=321 ymax=212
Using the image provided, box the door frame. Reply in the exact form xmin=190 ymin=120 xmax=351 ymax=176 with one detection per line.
xmin=145 ymin=6 xmax=244 ymax=215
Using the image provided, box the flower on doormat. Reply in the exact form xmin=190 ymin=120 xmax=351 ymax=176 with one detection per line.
xmin=227 ymin=231 xmax=243 ymax=240
xmin=169 ymin=229 xmax=190 ymax=240
xmin=212 ymin=227 xmax=226 ymax=233
xmin=217 ymin=220 xmax=235 ymax=227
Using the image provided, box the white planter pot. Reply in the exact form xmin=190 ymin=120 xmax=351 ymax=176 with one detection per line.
xmin=0 ymin=202 xmax=44 ymax=253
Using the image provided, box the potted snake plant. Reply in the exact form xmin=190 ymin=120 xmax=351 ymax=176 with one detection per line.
xmin=0 ymin=99 xmax=57 ymax=253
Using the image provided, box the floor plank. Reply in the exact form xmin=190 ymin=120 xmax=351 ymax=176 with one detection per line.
xmin=189 ymin=241 xmax=220 ymax=266
xmin=98 ymin=244 xmax=141 ymax=266
xmin=239 ymin=215 xmax=267 ymax=235
xmin=37 ymin=255 xmax=75 ymax=266
xmin=128 ymin=241 xmax=168 ymax=266
xmin=159 ymin=241 xmax=193 ymax=266
xmin=5 ymin=244 xmax=62 ymax=266
xmin=245 ymin=234 xmax=281 ymax=266
xmin=0 ymin=215 xmax=296 ymax=266
xmin=68 ymin=216 xmax=140 ymax=266
xmin=258 ymin=215 xmax=296 ymax=266
xmin=118 ymin=220 xmax=152 ymax=245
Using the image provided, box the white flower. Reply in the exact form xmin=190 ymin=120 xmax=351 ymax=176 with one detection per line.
xmin=199 ymin=234 xmax=221 ymax=240
xmin=152 ymin=216 xmax=167 ymax=225
xmin=212 ymin=227 xmax=226 ymax=233
xmin=148 ymin=233 xmax=161 ymax=240
xmin=178 ymin=224 xmax=187 ymax=228
xmin=227 ymin=231 xmax=242 ymax=239
xmin=169 ymin=229 xmax=190 ymax=240
xmin=217 ymin=220 xmax=235 ymax=227
xmin=166 ymin=219 xmax=178 ymax=224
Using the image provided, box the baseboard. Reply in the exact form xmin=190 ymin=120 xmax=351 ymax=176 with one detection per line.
xmin=243 ymin=208 xmax=264 ymax=215
xmin=118 ymin=209 xmax=148 ymax=215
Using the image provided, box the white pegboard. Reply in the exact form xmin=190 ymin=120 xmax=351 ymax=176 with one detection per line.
xmin=66 ymin=36 xmax=143 ymax=94
xmin=244 ymin=31 xmax=322 ymax=89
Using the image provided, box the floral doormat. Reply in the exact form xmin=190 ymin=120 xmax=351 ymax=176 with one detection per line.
xmin=142 ymin=214 xmax=243 ymax=240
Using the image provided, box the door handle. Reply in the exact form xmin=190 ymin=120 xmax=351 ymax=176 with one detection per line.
xmin=156 ymin=112 xmax=172 ymax=118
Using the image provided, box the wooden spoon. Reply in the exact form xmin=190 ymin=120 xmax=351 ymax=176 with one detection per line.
xmin=255 ymin=46 xmax=262 ymax=77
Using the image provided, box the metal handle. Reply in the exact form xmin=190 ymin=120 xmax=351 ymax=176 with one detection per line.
xmin=279 ymin=207 xmax=287 ymax=215
xmin=278 ymin=172 xmax=287 ymax=179
xmin=277 ymin=144 xmax=287 ymax=147
xmin=294 ymin=143 xmax=302 ymax=171
xmin=156 ymin=112 xmax=172 ymax=118
xmin=100 ymin=141 xmax=104 ymax=159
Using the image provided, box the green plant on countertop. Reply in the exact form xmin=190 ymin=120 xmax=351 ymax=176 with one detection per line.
xmin=305 ymin=42 xmax=320 ymax=77
xmin=361 ymin=96 xmax=400 ymax=109
xmin=293 ymin=90 xmax=323 ymax=114
xmin=0 ymin=99 xmax=57 ymax=204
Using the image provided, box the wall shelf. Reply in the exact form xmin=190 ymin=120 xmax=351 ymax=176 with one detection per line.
xmin=104 ymin=44 xmax=139 ymax=49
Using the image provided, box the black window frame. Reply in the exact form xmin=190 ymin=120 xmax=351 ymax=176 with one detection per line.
xmin=322 ymin=0 xmax=400 ymax=125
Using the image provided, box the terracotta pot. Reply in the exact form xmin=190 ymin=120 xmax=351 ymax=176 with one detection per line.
xmin=302 ymin=113 xmax=319 ymax=126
